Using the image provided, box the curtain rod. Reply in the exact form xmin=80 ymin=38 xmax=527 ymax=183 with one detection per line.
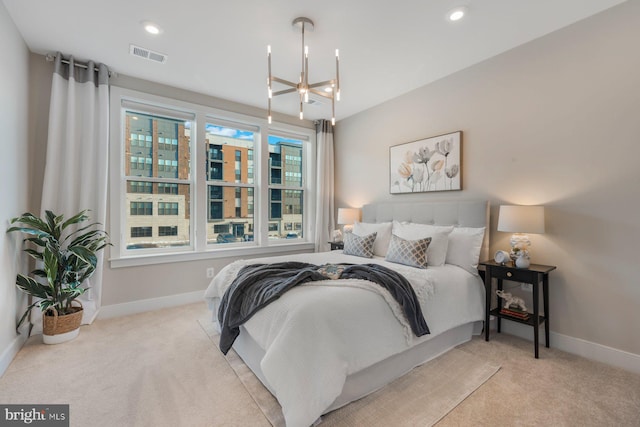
xmin=45 ymin=53 xmax=116 ymax=78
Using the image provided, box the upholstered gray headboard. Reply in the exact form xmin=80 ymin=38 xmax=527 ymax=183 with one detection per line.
xmin=361 ymin=200 xmax=490 ymax=263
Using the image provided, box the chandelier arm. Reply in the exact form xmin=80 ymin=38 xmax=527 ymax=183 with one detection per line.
xmin=308 ymin=89 xmax=334 ymax=99
xmin=307 ymin=80 xmax=336 ymax=89
xmin=273 ymin=88 xmax=298 ymax=97
xmin=271 ymin=76 xmax=298 ymax=87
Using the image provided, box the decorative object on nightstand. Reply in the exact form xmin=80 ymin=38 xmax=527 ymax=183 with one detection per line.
xmin=495 ymin=290 xmax=527 ymax=312
xmin=494 ymin=250 xmax=511 ymax=265
xmin=332 ymin=229 xmax=343 ymax=242
xmin=337 ymin=208 xmax=361 ymax=234
xmin=480 ymin=260 xmax=557 ymax=358
xmin=497 ymin=205 xmax=545 ymax=266
xmin=515 ymin=254 xmax=531 ymax=268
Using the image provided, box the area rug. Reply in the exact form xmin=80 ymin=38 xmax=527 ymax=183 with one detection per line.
xmin=198 ymin=318 xmax=500 ymax=427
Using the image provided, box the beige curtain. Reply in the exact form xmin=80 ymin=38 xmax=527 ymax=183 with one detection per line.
xmin=33 ymin=53 xmax=110 ymax=333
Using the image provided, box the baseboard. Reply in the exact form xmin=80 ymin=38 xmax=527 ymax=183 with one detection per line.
xmin=494 ymin=319 xmax=640 ymax=375
xmin=0 ymin=323 xmax=30 ymax=377
xmin=97 ymin=290 xmax=205 ymax=320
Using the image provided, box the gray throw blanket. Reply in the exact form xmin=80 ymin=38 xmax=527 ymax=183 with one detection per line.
xmin=218 ymin=261 xmax=429 ymax=354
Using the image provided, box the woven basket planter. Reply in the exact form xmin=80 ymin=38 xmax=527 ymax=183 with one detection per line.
xmin=42 ymin=301 xmax=83 ymax=344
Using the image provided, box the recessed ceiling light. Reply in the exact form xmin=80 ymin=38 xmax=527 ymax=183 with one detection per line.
xmin=142 ymin=21 xmax=162 ymax=35
xmin=447 ymin=6 xmax=467 ymax=22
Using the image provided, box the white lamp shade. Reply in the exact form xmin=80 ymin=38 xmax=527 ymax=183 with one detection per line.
xmin=337 ymin=208 xmax=361 ymax=225
xmin=497 ymin=205 xmax=545 ymax=234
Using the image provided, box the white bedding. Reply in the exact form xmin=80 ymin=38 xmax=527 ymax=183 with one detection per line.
xmin=204 ymin=251 xmax=485 ymax=427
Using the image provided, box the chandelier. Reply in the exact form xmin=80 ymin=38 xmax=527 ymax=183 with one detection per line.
xmin=267 ymin=17 xmax=340 ymax=125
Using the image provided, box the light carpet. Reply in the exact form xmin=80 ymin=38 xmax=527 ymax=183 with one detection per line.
xmin=198 ymin=318 xmax=501 ymax=427
xmin=2 ymin=303 xmax=639 ymax=426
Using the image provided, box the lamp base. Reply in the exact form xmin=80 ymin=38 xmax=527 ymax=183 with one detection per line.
xmin=509 ymin=233 xmax=531 ymax=261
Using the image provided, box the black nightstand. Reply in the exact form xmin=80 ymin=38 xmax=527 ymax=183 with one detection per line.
xmin=479 ymin=260 xmax=557 ymax=358
xmin=328 ymin=241 xmax=344 ymax=251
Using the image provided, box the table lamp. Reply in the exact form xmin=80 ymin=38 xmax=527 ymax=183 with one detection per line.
xmin=497 ymin=205 xmax=545 ymax=264
xmin=337 ymin=208 xmax=361 ymax=234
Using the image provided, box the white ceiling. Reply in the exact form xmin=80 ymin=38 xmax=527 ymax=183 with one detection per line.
xmin=3 ymin=0 xmax=626 ymax=122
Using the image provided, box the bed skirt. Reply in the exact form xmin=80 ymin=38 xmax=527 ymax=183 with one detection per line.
xmin=209 ymin=295 xmax=482 ymax=415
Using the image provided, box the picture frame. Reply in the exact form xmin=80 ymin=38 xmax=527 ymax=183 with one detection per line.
xmin=389 ymin=131 xmax=462 ymax=194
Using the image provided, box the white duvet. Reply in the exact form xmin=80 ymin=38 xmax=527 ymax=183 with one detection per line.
xmin=203 ymin=251 xmax=485 ymax=427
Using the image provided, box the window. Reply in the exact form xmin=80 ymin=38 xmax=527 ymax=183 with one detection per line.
xmin=158 ymin=183 xmax=179 ymax=194
xmin=129 ymin=181 xmax=153 ymax=194
xmin=270 ymin=189 xmax=282 ymax=220
xmin=158 ymin=226 xmax=178 ymax=236
xmin=131 ymin=226 xmax=152 ymax=238
xmin=122 ymin=108 xmax=192 ymax=251
xmin=205 ymin=122 xmax=255 ymax=245
xmin=268 ymin=135 xmax=305 ymax=240
xmin=158 ymin=202 xmax=179 ymax=215
xmin=110 ymin=88 xmax=315 ymax=265
xmin=213 ymin=224 xmax=229 ymax=234
xmin=130 ymin=202 xmax=153 ymax=216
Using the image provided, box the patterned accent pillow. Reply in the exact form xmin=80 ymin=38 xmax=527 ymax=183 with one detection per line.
xmin=385 ymin=234 xmax=432 ymax=269
xmin=343 ymin=232 xmax=377 ymax=258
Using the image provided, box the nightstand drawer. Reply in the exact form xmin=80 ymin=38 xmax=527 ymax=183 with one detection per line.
xmin=490 ymin=267 xmax=535 ymax=282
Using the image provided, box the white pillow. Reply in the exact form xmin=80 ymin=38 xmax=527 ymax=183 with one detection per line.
xmin=353 ymin=221 xmax=392 ymax=257
xmin=446 ymin=227 xmax=486 ymax=274
xmin=391 ymin=221 xmax=454 ymax=266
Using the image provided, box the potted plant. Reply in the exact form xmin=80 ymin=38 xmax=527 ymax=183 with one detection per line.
xmin=7 ymin=210 xmax=109 ymax=344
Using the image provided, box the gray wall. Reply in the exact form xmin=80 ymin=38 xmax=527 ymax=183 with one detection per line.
xmin=335 ymin=1 xmax=640 ymax=355
xmin=0 ymin=2 xmax=30 ymax=364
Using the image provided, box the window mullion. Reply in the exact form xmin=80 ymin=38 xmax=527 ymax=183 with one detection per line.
xmin=195 ymin=111 xmax=207 ymax=252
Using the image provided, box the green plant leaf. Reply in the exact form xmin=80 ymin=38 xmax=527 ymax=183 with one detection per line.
xmin=9 ymin=212 xmax=49 ymax=232
xmin=16 ymin=275 xmax=50 ymax=299
xmin=44 ymin=210 xmax=60 ymax=239
xmin=69 ymin=246 xmax=97 ymax=266
xmin=25 ymin=236 xmax=47 ymax=247
xmin=24 ymin=248 xmax=43 ymax=260
xmin=43 ymin=249 xmax=58 ymax=287
xmin=16 ymin=301 xmax=41 ymax=331
xmin=61 ymin=210 xmax=89 ymax=232
xmin=68 ymin=229 xmax=108 ymax=249
xmin=6 ymin=226 xmax=50 ymax=239
xmin=31 ymin=269 xmax=47 ymax=278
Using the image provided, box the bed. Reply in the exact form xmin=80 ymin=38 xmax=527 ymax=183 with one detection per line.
xmin=204 ymin=200 xmax=489 ymax=427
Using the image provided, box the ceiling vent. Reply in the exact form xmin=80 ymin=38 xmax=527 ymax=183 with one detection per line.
xmin=306 ymin=95 xmax=324 ymax=106
xmin=129 ymin=44 xmax=167 ymax=64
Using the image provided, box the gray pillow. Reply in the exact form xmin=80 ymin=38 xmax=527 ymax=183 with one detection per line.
xmin=385 ymin=234 xmax=432 ymax=269
xmin=343 ymin=232 xmax=377 ymax=258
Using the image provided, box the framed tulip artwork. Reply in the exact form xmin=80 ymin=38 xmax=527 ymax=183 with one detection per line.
xmin=389 ymin=131 xmax=462 ymax=194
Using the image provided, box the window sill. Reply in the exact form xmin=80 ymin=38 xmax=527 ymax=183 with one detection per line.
xmin=109 ymin=242 xmax=316 ymax=268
